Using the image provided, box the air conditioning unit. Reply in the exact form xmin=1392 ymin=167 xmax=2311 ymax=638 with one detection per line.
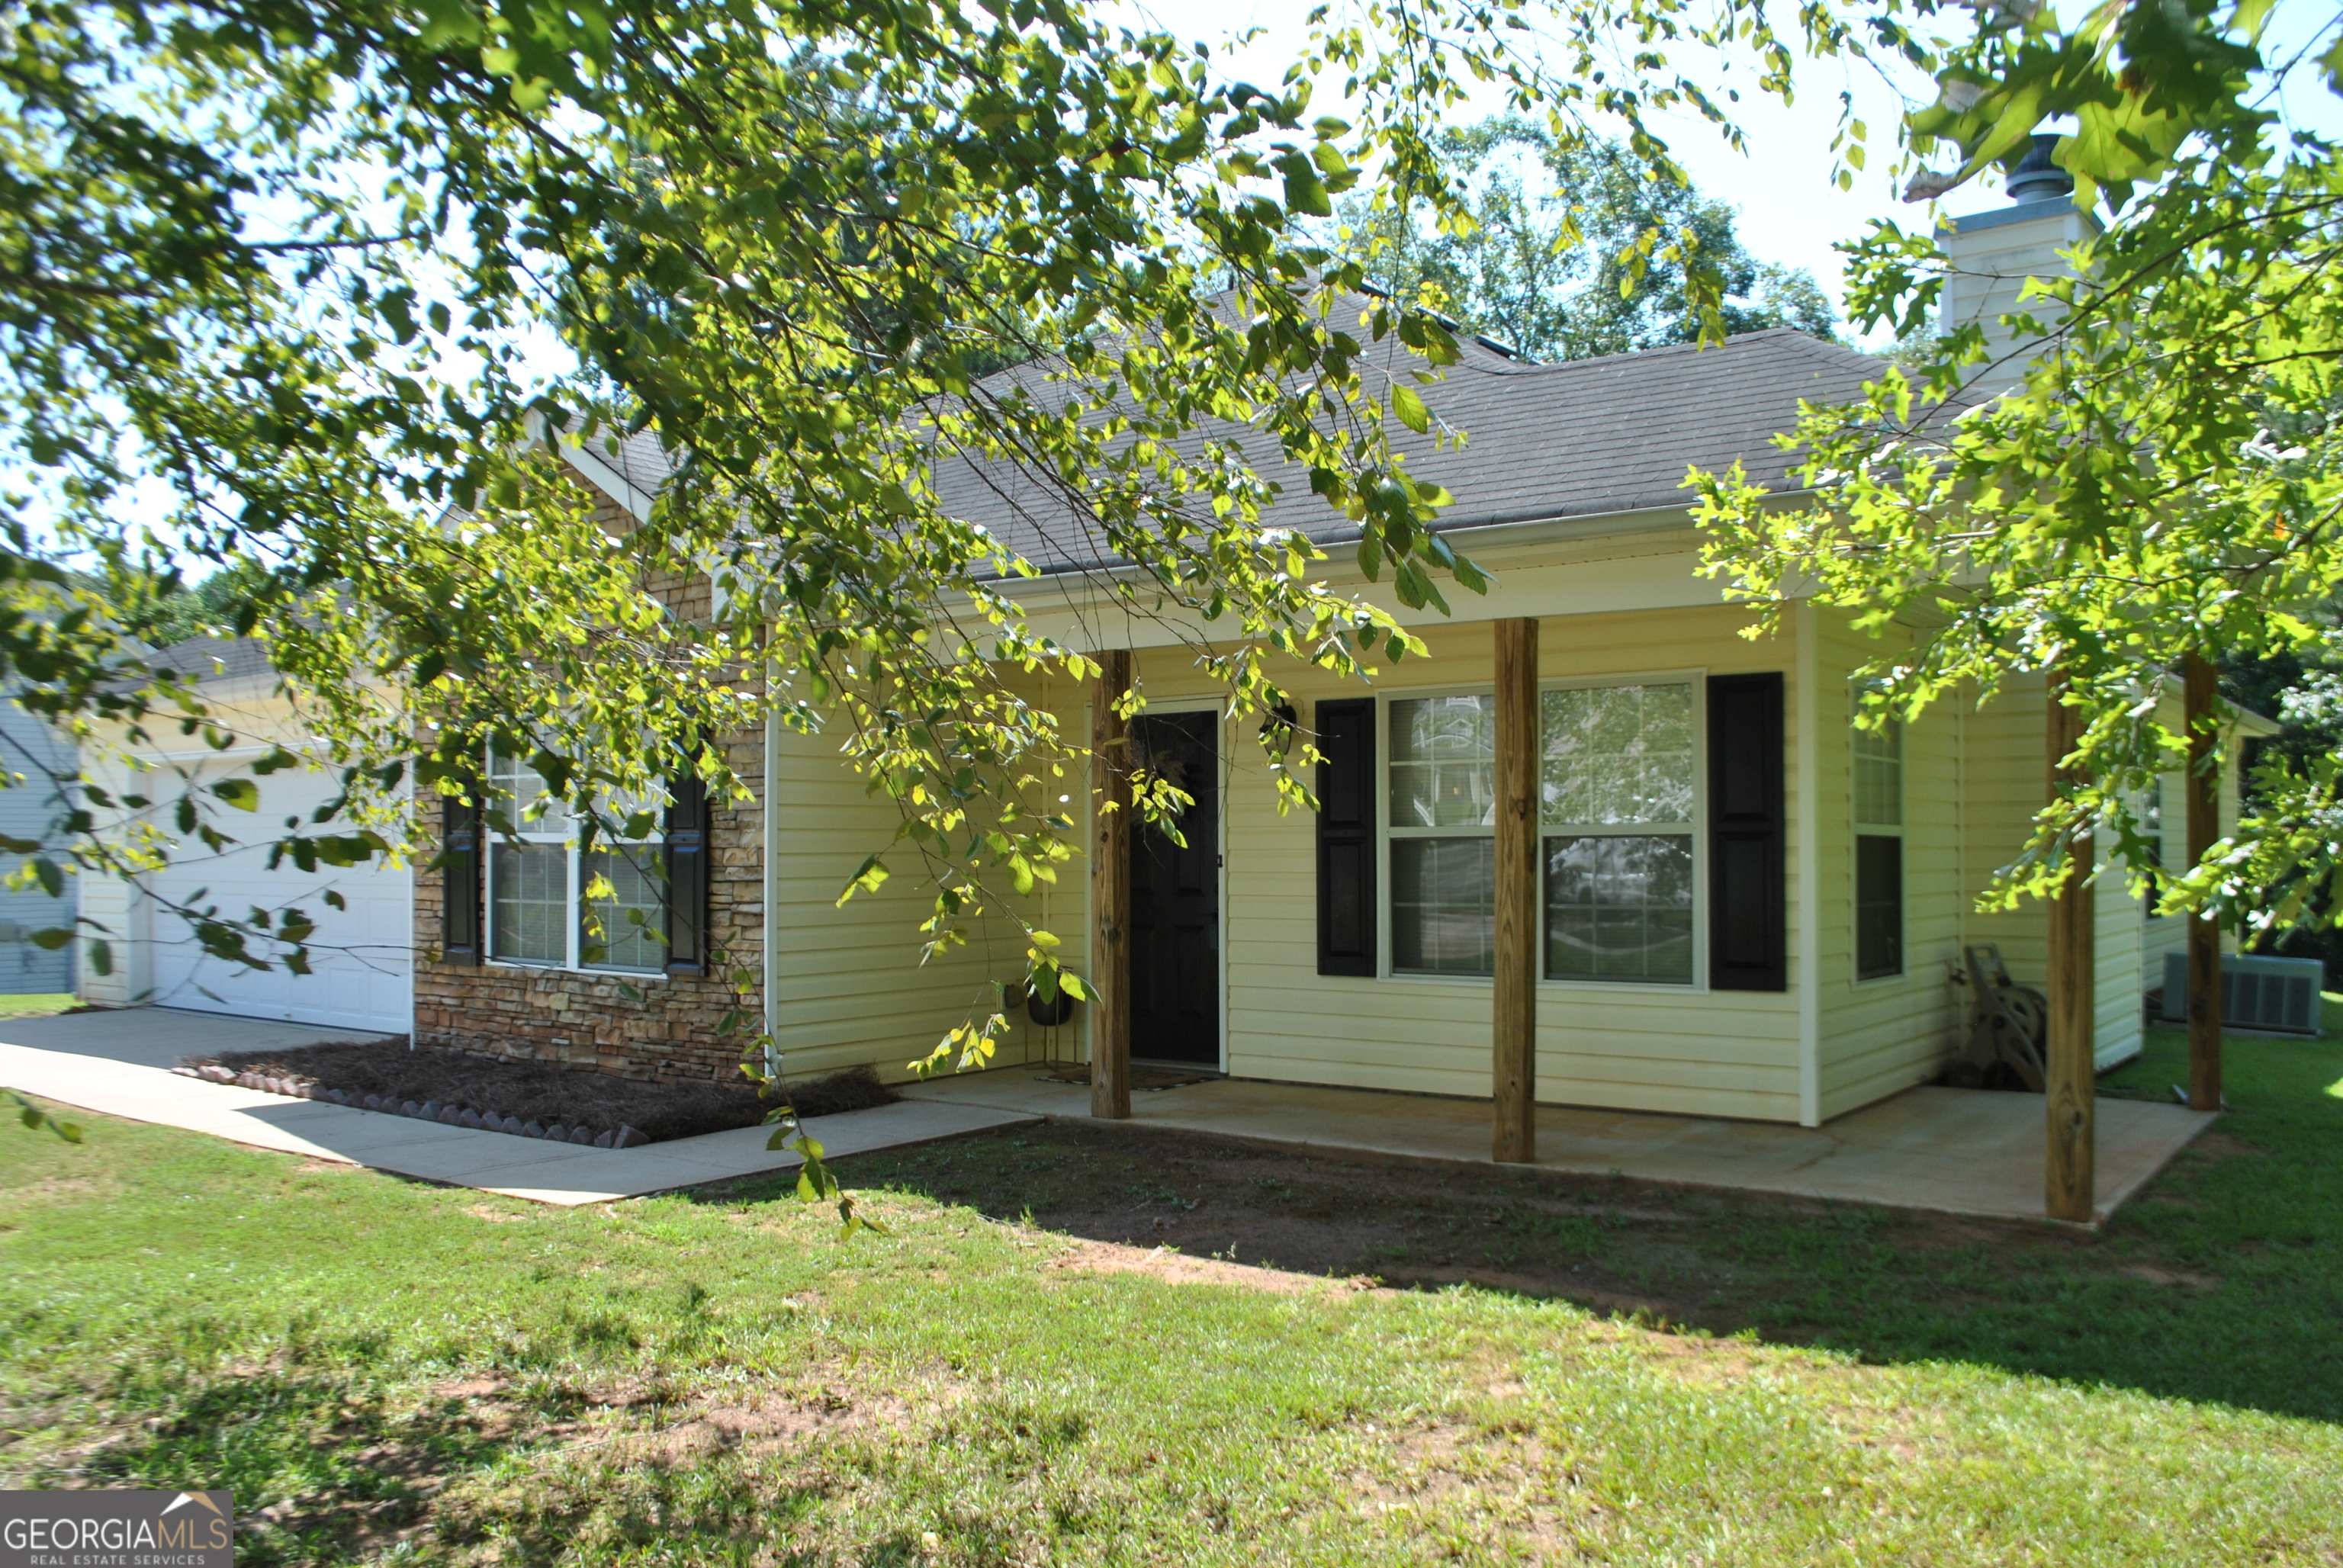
xmin=2161 ymin=952 xmax=2324 ymax=1036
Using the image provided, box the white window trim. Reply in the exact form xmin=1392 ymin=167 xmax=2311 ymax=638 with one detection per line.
xmin=1374 ymin=669 xmax=1711 ymax=994
xmin=482 ymin=747 xmax=669 ymax=979
xmin=1378 ymin=682 xmax=1495 ymax=987
xmin=1850 ymin=705 xmax=1905 ymax=987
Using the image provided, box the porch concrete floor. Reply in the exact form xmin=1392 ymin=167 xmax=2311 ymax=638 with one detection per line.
xmin=0 ymin=1009 xmax=1035 ymax=1205
xmin=897 ymin=1068 xmax=2215 ymax=1225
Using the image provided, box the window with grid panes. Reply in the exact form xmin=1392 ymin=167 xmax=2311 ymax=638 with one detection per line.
xmin=1541 ymin=682 xmax=1698 ymax=983
xmin=1384 ymin=681 xmax=1703 ymax=983
xmin=1386 ymin=695 xmax=1498 ymax=975
xmin=1852 ymin=717 xmax=1903 ymax=979
xmin=484 ymin=747 xmax=665 ymax=973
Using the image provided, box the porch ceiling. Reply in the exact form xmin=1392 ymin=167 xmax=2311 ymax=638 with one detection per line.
xmin=896 ymin=1070 xmax=2213 ymax=1226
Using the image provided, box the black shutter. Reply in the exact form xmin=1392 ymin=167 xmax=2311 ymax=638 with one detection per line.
xmin=1316 ymin=698 xmax=1377 ymax=977
xmin=1708 ymin=673 xmax=1785 ymax=991
xmin=441 ymin=788 xmax=482 ymax=966
xmin=664 ymin=753 xmax=711 ymax=978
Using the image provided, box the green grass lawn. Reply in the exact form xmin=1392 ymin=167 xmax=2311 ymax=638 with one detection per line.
xmin=0 ymin=992 xmax=78 ymax=1018
xmin=0 ymin=1008 xmax=2338 ymax=1564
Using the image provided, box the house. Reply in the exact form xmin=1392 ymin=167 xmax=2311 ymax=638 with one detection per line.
xmin=75 ymin=171 xmax=2267 ymax=1174
xmin=398 ymin=174 xmax=2266 ymax=1141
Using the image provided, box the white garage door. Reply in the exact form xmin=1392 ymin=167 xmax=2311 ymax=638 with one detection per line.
xmin=146 ymin=763 xmax=413 ymax=1035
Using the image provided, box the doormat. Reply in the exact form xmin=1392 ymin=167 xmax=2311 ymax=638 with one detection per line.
xmin=1040 ymin=1064 xmax=1214 ymax=1091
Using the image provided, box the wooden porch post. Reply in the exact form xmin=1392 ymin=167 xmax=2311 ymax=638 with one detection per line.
xmin=2046 ymin=670 xmax=2097 ymax=1222
xmin=1091 ymin=649 xmax=1133 ymax=1120
xmin=2184 ymin=651 xmax=2223 ymax=1113
xmin=1493 ymin=616 xmax=1539 ymax=1163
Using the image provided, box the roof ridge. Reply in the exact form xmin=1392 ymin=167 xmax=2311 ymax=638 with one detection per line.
xmin=1454 ymin=327 xmax=1861 ymax=381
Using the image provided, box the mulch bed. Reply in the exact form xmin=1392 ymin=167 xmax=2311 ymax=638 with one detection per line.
xmin=179 ymin=1040 xmax=896 ymax=1149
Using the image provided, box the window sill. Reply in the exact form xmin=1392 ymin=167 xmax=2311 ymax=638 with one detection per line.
xmin=485 ymin=959 xmax=668 ymax=982
xmin=1541 ymin=978 xmax=1708 ymax=996
xmin=1377 ymin=970 xmax=1715 ymax=998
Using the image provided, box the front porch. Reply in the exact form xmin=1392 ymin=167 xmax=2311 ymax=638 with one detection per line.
xmin=898 ymin=1068 xmax=2213 ymax=1226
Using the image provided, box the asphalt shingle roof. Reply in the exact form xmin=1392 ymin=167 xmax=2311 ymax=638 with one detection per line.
xmin=146 ymin=635 xmax=275 ymax=685
xmin=932 ymin=326 xmax=1883 ymax=574
xmin=551 ymin=316 xmax=1888 ymax=577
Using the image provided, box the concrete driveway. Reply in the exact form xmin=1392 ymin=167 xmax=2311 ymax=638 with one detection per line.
xmin=0 ymin=1006 xmax=394 ymax=1070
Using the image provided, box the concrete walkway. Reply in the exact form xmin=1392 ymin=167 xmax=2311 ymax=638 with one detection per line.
xmin=0 ymin=1010 xmax=1033 ymax=1206
xmin=899 ymin=1068 xmax=2215 ymax=1225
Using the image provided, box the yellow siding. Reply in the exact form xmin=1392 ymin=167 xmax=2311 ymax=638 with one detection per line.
xmin=1815 ymin=617 xmax=1968 ymax=1120
xmin=766 ymin=701 xmax=1073 ymax=1083
xmin=1146 ymin=604 xmax=1808 ymax=1123
xmin=1956 ymin=675 xmax=2145 ymax=1071
xmin=765 ymin=599 xmax=2253 ymax=1121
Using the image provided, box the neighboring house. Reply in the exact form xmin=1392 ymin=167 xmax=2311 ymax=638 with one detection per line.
xmin=401 ymin=172 xmax=2271 ymax=1128
xmin=0 ymin=696 xmax=76 ymax=994
xmin=76 ymin=636 xmax=415 ymax=1034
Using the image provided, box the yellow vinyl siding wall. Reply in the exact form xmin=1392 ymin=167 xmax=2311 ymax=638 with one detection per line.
xmin=1957 ymin=673 xmax=2146 ymax=1070
xmin=766 ymin=710 xmax=1071 ymax=1084
xmin=761 ymin=601 xmax=2258 ymax=1116
xmin=1128 ymin=604 xmax=1806 ymax=1122
xmin=1814 ymin=617 xmax=1967 ymax=1119
xmin=2094 ymin=836 xmax=2148 ymax=1068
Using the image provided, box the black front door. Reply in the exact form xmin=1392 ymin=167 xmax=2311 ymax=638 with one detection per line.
xmin=1129 ymin=710 xmax=1220 ymax=1066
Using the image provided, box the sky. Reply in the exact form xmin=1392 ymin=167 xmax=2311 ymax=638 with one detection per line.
xmin=1102 ymin=0 xmax=2343 ymax=346
xmin=1104 ymin=0 xmax=1944 ymax=342
xmin=31 ymin=0 xmax=2343 ymax=564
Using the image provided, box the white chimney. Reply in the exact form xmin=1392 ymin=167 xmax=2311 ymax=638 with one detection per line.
xmin=1939 ymin=135 xmax=2101 ymax=399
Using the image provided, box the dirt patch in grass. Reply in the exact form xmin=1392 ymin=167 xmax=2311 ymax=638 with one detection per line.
xmin=826 ymin=1115 xmax=2290 ymax=1380
xmin=1046 ymin=1236 xmax=1379 ymax=1296
xmin=2185 ymin=1129 xmax=2271 ymax=1161
xmin=622 ymin=1385 xmax=916 ymax=1465
xmin=193 ymin=1042 xmax=894 ymax=1144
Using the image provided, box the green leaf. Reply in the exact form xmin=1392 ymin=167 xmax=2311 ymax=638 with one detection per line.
xmin=212 ymin=779 xmax=260 ymax=811
xmin=1390 ymin=384 xmax=1430 ymax=435
xmin=837 ymin=855 xmax=889 ymax=904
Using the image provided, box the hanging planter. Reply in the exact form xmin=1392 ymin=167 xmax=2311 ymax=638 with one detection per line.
xmin=1027 ymin=985 xmax=1078 ymax=1028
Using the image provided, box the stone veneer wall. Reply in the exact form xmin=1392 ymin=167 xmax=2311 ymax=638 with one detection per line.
xmin=410 ymin=475 xmax=765 ymax=1084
